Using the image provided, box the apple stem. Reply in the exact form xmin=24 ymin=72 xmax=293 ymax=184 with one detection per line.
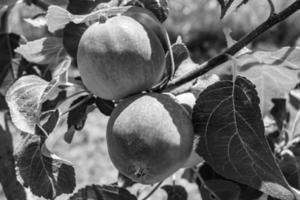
xmin=142 ymin=181 xmax=163 ymax=200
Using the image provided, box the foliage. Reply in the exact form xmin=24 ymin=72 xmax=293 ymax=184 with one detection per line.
xmin=1 ymin=0 xmax=300 ymax=200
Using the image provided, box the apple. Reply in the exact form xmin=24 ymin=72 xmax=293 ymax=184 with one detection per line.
xmin=77 ymin=15 xmax=166 ymax=100
xmin=106 ymin=93 xmax=194 ymax=184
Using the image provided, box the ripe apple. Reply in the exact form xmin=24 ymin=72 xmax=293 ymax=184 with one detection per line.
xmin=106 ymin=93 xmax=194 ymax=184
xmin=77 ymin=15 xmax=166 ymax=100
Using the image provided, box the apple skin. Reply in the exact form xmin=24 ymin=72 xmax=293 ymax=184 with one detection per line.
xmin=123 ymin=6 xmax=169 ymax=52
xmin=175 ymin=92 xmax=203 ymax=168
xmin=77 ymin=16 xmax=166 ymax=100
xmin=106 ymin=93 xmax=194 ymax=184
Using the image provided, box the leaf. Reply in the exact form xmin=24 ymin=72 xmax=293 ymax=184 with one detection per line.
xmin=125 ymin=0 xmax=169 ymax=22
xmin=217 ymin=0 xmax=249 ymax=18
xmin=161 ymin=185 xmax=188 ymax=200
xmin=0 ymin=0 xmax=18 ymax=7
xmin=69 ymin=184 xmax=137 ymax=200
xmin=290 ymin=88 xmax=300 ymax=110
xmin=195 ymin=163 xmax=263 ymax=200
xmin=17 ymin=133 xmax=75 ymax=199
xmin=279 ymin=150 xmax=300 ymax=189
xmin=42 ymin=109 xmax=60 ymax=134
xmin=270 ymin=99 xmax=288 ymax=131
xmin=216 ymin=47 xmax=300 ymax=115
xmin=0 ymin=33 xmax=20 ymax=89
xmin=15 ymin=37 xmax=65 ymax=65
xmin=67 ymin=95 xmax=95 ymax=131
xmin=6 ymin=75 xmax=49 ymax=134
xmin=0 ymin=93 xmax=8 ymax=111
xmin=165 ymin=36 xmax=190 ymax=74
xmin=0 ymin=125 xmax=26 ymax=200
xmin=192 ymin=76 xmax=295 ymax=200
xmin=46 ymin=5 xmax=132 ymax=32
xmin=199 ymin=179 xmax=241 ymax=200
xmin=223 ymin=27 xmax=250 ymax=55
xmin=95 ymin=97 xmax=115 ymax=116
xmin=42 ymin=90 xmax=67 ymax=112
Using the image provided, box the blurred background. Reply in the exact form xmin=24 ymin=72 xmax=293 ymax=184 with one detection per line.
xmin=1 ymin=0 xmax=300 ymax=199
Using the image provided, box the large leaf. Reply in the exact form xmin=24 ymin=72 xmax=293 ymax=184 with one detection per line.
xmin=17 ymin=133 xmax=75 ymax=199
xmin=0 ymin=125 xmax=26 ymax=200
xmin=6 ymin=75 xmax=49 ymax=134
xmin=215 ymin=47 xmax=300 ymax=115
xmin=69 ymin=184 xmax=137 ymax=200
xmin=15 ymin=37 xmax=66 ymax=65
xmin=6 ymin=75 xmax=61 ymax=134
xmin=192 ymin=76 xmax=295 ymax=200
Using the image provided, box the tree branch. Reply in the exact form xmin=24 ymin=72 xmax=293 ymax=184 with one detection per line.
xmin=165 ymin=0 xmax=300 ymax=91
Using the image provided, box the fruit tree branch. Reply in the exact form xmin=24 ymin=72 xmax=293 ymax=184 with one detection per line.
xmin=165 ymin=0 xmax=300 ymax=91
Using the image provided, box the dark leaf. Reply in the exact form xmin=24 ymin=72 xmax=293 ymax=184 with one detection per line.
xmin=42 ymin=109 xmax=60 ymax=134
xmin=69 ymin=184 xmax=137 ymax=200
xmin=161 ymin=185 xmax=188 ymax=200
xmin=0 ymin=33 xmax=20 ymax=89
xmin=279 ymin=150 xmax=300 ymax=189
xmin=0 ymin=93 xmax=8 ymax=111
xmin=289 ymin=89 xmax=300 ymax=110
xmin=217 ymin=0 xmax=249 ymax=18
xmin=67 ymin=95 xmax=95 ymax=131
xmin=125 ymin=0 xmax=169 ymax=22
xmin=0 ymin=125 xmax=26 ymax=200
xmin=17 ymin=133 xmax=75 ymax=199
xmin=199 ymin=179 xmax=240 ymax=200
xmin=270 ymin=99 xmax=288 ymax=131
xmin=63 ymin=22 xmax=88 ymax=59
xmin=95 ymin=97 xmax=115 ymax=116
xmin=42 ymin=90 xmax=67 ymax=112
xmin=193 ymin=76 xmax=295 ymax=199
xmin=196 ymin=163 xmax=263 ymax=200
xmin=64 ymin=126 xmax=76 ymax=144
xmin=67 ymin=0 xmax=110 ymax=14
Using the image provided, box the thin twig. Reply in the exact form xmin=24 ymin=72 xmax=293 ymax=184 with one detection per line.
xmin=192 ymin=167 xmax=222 ymax=200
xmin=142 ymin=181 xmax=163 ymax=200
xmin=267 ymin=0 xmax=276 ymax=16
xmin=165 ymin=0 xmax=300 ymax=92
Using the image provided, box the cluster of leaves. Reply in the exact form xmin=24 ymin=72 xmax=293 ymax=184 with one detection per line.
xmin=1 ymin=0 xmax=300 ymax=200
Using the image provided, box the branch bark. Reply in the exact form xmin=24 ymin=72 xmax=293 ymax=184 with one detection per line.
xmin=165 ymin=0 xmax=300 ymax=92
